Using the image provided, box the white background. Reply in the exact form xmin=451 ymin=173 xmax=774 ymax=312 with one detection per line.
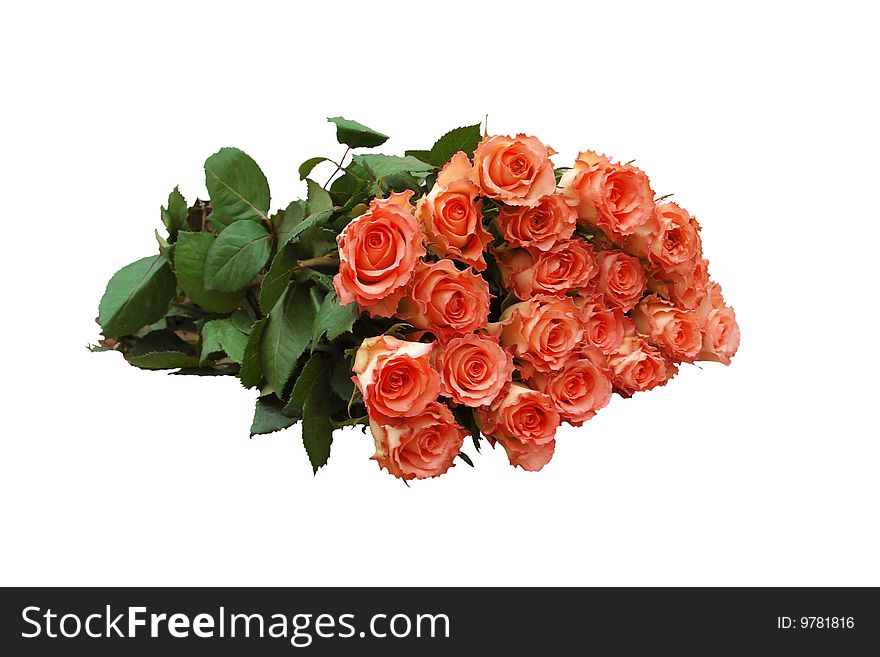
xmin=2 ymin=1 xmax=878 ymax=586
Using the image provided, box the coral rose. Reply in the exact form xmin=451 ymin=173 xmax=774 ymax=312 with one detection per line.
xmin=530 ymin=358 xmax=612 ymax=426
xmin=695 ymin=282 xmax=740 ymax=365
xmin=397 ymin=259 xmax=490 ymax=344
xmin=595 ymin=249 xmax=647 ymax=311
xmin=333 ymin=190 xmax=425 ymax=317
xmin=475 ymin=383 xmax=559 ymax=471
xmin=370 ymin=402 xmax=466 ymax=480
xmin=633 ymin=294 xmax=703 ymax=362
xmin=494 ymin=193 xmax=576 ymax=251
xmin=434 ymin=333 xmax=514 ymax=408
xmin=575 ymin=295 xmax=626 ymax=356
xmin=626 ymin=202 xmax=702 ymax=272
xmin=647 ymin=256 xmax=709 ymax=310
xmin=352 ymin=335 xmax=440 ymax=420
xmin=416 ymin=151 xmax=492 ymax=271
xmin=470 ymin=134 xmax=556 ymax=207
xmin=607 ymin=321 xmax=677 ymax=396
xmin=493 ymin=239 xmax=598 ymax=300
xmin=560 ymin=151 xmax=655 ymax=239
xmin=487 ymin=295 xmax=585 ymax=377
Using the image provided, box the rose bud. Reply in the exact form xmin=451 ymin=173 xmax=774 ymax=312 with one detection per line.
xmin=695 ymin=282 xmax=740 ymax=365
xmin=475 ymin=383 xmax=559 ymax=472
xmin=333 ymin=190 xmax=425 ymax=317
xmin=397 ymin=259 xmax=491 ymax=344
xmin=352 ymin=335 xmax=440 ymax=421
xmin=433 ymin=333 xmax=514 ymax=408
xmin=469 ymin=134 xmax=556 ymax=207
xmin=370 ymin=402 xmax=466 ymax=480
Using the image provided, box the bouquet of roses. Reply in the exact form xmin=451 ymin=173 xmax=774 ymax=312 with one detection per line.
xmin=95 ymin=117 xmax=739 ymax=480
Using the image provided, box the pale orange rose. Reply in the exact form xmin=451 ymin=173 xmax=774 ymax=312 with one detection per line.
xmin=397 ymin=259 xmax=490 ymax=344
xmin=333 ymin=190 xmax=426 ymax=317
xmin=433 ymin=333 xmax=514 ymax=408
xmin=493 ymin=239 xmax=598 ymax=300
xmin=487 ymin=295 xmax=585 ymax=377
xmin=352 ymin=335 xmax=440 ymax=420
xmin=607 ymin=320 xmax=677 ymax=396
xmin=647 ymin=256 xmax=709 ymax=310
xmin=560 ymin=151 xmax=655 ymax=239
xmin=625 ymin=202 xmax=702 ymax=273
xmin=494 ymin=193 xmax=576 ymax=250
xmin=595 ymin=249 xmax=648 ymax=311
xmin=530 ymin=358 xmax=612 ymax=426
xmin=470 ymin=134 xmax=556 ymax=207
xmin=695 ymin=282 xmax=740 ymax=365
xmin=633 ymin=294 xmax=703 ymax=362
xmin=370 ymin=402 xmax=466 ymax=480
xmin=416 ymin=151 xmax=492 ymax=271
xmin=475 ymin=383 xmax=559 ymax=471
xmin=575 ymin=295 xmax=626 ymax=356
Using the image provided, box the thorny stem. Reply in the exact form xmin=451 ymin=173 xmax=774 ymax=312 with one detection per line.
xmin=297 ymin=253 xmax=339 ymax=270
xmin=323 ymin=146 xmax=351 ymax=188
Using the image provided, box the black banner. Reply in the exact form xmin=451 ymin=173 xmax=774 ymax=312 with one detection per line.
xmin=1 ymin=587 xmax=876 ymax=654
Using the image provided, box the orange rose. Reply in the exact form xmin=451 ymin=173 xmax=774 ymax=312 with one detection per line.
xmin=434 ymin=333 xmax=514 ymax=408
xmin=352 ymin=335 xmax=440 ymax=420
xmin=608 ymin=320 xmax=677 ymax=396
xmin=494 ymin=193 xmax=576 ymax=251
xmin=595 ymin=249 xmax=647 ymax=311
xmin=333 ymin=190 xmax=425 ymax=317
xmin=416 ymin=151 xmax=492 ymax=271
xmin=625 ymin=202 xmax=702 ymax=273
xmin=397 ymin=259 xmax=490 ymax=344
xmin=370 ymin=402 xmax=466 ymax=480
xmin=633 ymin=294 xmax=703 ymax=362
xmin=530 ymin=358 xmax=612 ymax=426
xmin=560 ymin=151 xmax=655 ymax=239
xmin=575 ymin=295 xmax=626 ymax=356
xmin=494 ymin=239 xmax=598 ymax=300
xmin=695 ymin=282 xmax=740 ymax=365
xmin=487 ymin=295 xmax=585 ymax=377
xmin=475 ymin=383 xmax=559 ymax=472
xmin=647 ymin=256 xmax=709 ymax=310
xmin=470 ymin=134 xmax=556 ymax=207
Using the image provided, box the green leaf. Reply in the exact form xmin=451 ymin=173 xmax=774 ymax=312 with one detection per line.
xmin=283 ymin=352 xmax=329 ymax=417
xmin=405 ymin=124 xmax=482 ymax=166
xmin=174 ymin=232 xmax=243 ymax=313
xmin=200 ymin=319 xmax=225 ymax=363
xmin=404 ymin=150 xmax=433 ymax=164
xmin=329 ymin=357 xmax=355 ymax=402
xmin=327 ymin=116 xmax=389 ymax=149
xmin=296 ymin=268 xmax=334 ymax=292
xmin=259 ymin=245 xmax=299 ymax=314
xmin=201 ymin=319 xmax=249 ymax=364
xmin=299 ymin=157 xmax=329 ymax=180
xmin=126 ymin=330 xmax=199 ymax=370
xmin=204 ymin=147 xmax=271 ymax=230
xmin=306 ymin=179 xmax=333 ymax=215
xmin=294 ymin=226 xmax=337 ymax=260
xmin=239 ymin=318 xmax=267 ymax=389
xmin=328 ymin=161 xmax=372 ymax=208
xmin=312 ymin=291 xmax=359 ymax=344
xmin=230 ymin=308 xmax=256 ymax=334
xmin=351 ymin=154 xmax=435 ymax=181
xmin=99 ymin=255 xmax=177 ymax=339
xmin=277 ymin=200 xmax=306 ymax=249
xmin=204 ymin=220 xmax=271 ymax=292
xmin=219 ymin=324 xmax=248 ymax=363
xmin=281 ymin=209 xmax=334 ymax=247
xmin=160 ymin=186 xmax=188 ymax=238
xmin=260 ymin=284 xmax=317 ymax=394
xmin=251 ymin=395 xmax=299 ymax=437
xmin=302 ymin=377 xmax=333 ymax=473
